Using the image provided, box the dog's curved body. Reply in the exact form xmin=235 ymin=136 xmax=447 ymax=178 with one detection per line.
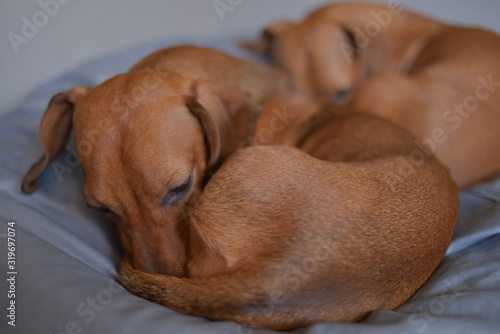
xmin=120 ymin=107 xmax=459 ymax=331
xmin=249 ymin=2 xmax=500 ymax=187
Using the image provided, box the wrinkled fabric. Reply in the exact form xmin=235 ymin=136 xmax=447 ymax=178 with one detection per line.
xmin=0 ymin=38 xmax=499 ymax=334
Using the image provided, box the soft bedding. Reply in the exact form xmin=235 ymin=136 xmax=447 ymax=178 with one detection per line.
xmin=0 ymin=37 xmax=499 ymax=334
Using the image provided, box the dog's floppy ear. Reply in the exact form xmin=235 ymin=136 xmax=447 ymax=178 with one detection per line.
xmin=21 ymin=86 xmax=90 ymax=194
xmin=187 ymin=80 xmax=262 ymax=171
xmin=240 ymin=21 xmax=294 ymax=55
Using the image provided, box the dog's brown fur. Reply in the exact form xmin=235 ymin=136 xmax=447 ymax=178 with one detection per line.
xmin=247 ymin=2 xmax=500 ymax=188
xmin=20 ymin=46 xmax=288 ymax=276
xmin=120 ymin=104 xmax=459 ymax=331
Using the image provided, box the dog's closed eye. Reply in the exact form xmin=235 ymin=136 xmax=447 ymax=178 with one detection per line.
xmin=91 ymin=205 xmax=119 ymax=221
xmin=163 ymin=174 xmax=193 ymax=206
xmin=95 ymin=206 xmax=112 ymax=214
xmin=342 ymin=25 xmax=358 ymax=55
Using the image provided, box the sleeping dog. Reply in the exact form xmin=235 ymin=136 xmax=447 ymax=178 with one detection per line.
xmin=21 ymin=46 xmax=288 ymax=277
xmin=120 ymin=101 xmax=459 ymax=331
xmin=246 ymin=2 xmax=500 ymax=188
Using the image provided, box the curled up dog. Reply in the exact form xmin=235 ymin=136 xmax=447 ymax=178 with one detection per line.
xmin=119 ymin=101 xmax=459 ymax=331
xmin=247 ymin=2 xmax=500 ymax=187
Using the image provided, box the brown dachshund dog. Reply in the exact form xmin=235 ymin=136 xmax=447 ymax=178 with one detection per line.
xmin=20 ymin=46 xmax=288 ymax=276
xmin=247 ymin=2 xmax=500 ymax=188
xmin=120 ymin=102 xmax=459 ymax=331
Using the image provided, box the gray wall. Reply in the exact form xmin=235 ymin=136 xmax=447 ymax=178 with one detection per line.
xmin=1 ymin=0 xmax=500 ymax=117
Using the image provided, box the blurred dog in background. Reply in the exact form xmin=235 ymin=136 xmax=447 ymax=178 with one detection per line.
xmin=246 ymin=2 xmax=500 ymax=187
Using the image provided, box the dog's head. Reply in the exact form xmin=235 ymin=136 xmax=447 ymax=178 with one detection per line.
xmin=245 ymin=16 xmax=379 ymax=103
xmin=21 ymin=70 xmax=261 ymax=276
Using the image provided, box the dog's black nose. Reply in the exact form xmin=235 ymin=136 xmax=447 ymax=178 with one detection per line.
xmin=331 ymin=87 xmax=353 ymax=104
